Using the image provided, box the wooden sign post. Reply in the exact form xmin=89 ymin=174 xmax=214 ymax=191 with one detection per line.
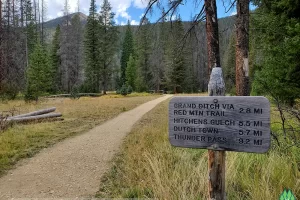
xmin=168 ymin=68 xmax=271 ymax=199
xmin=208 ymin=67 xmax=226 ymax=200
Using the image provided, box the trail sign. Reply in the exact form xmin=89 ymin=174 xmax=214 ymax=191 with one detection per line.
xmin=169 ymin=96 xmax=271 ymax=153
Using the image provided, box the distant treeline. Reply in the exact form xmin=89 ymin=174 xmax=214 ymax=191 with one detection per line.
xmin=0 ymin=0 xmax=236 ymax=100
xmin=0 ymin=0 xmax=299 ymax=105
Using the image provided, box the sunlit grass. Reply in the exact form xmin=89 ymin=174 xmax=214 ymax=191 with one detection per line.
xmin=0 ymin=94 xmax=160 ymax=176
xmin=97 ymin=100 xmax=300 ymax=199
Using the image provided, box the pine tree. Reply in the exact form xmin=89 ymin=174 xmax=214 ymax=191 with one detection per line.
xmin=135 ymin=17 xmax=152 ymax=92
xmin=69 ymin=13 xmax=84 ymax=91
xmin=84 ymin=0 xmax=100 ymax=92
xmin=1 ymin=0 xmax=27 ymax=98
xmin=59 ymin=0 xmax=72 ymax=92
xmin=25 ymin=41 xmax=51 ymax=100
xmin=98 ymin=0 xmax=118 ymax=94
xmin=252 ymin=0 xmax=300 ymax=105
xmin=120 ymin=21 xmax=134 ymax=87
xmin=50 ymin=25 xmax=61 ymax=93
xmin=125 ymin=54 xmax=136 ymax=90
xmin=150 ymin=9 xmax=168 ymax=92
xmin=24 ymin=0 xmax=37 ymax=56
xmin=166 ymin=17 xmax=186 ymax=93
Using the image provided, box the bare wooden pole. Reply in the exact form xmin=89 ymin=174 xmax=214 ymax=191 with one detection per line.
xmin=208 ymin=67 xmax=226 ymax=199
xmin=0 ymin=0 xmax=2 ymax=25
xmin=0 ymin=0 xmax=2 ymax=91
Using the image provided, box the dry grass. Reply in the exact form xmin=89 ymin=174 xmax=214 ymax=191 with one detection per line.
xmin=0 ymin=93 xmax=160 ymax=176
xmin=97 ymin=100 xmax=300 ymax=199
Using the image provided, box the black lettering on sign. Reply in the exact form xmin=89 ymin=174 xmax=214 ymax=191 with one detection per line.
xmin=169 ymin=96 xmax=271 ymax=153
xmin=254 ymin=121 xmax=263 ymax=127
xmin=189 ymin=110 xmax=204 ymax=116
xmin=254 ymin=108 xmax=263 ymax=114
xmin=206 ymin=111 xmax=225 ymax=116
xmin=207 ymin=136 xmax=227 ymax=144
xmin=254 ymin=140 xmax=263 ymax=146
xmin=253 ymin=130 xmax=262 ymax=136
xmin=174 ymin=103 xmax=197 ymax=109
xmin=239 ymin=130 xmax=251 ymax=135
xmin=238 ymin=138 xmax=251 ymax=145
xmin=174 ymin=110 xmax=187 ymax=115
xmin=239 ymin=121 xmax=251 ymax=126
xmin=198 ymin=128 xmax=219 ymax=134
xmin=239 ymin=108 xmax=252 ymax=113
xmin=222 ymin=104 xmax=234 ymax=110
xmin=198 ymin=104 xmax=220 ymax=109
xmin=174 ymin=126 xmax=197 ymax=133
xmin=211 ymin=120 xmax=235 ymax=126
xmin=173 ymin=118 xmax=208 ymax=125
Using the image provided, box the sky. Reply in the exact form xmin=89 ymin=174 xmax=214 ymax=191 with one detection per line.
xmin=46 ymin=0 xmax=254 ymax=25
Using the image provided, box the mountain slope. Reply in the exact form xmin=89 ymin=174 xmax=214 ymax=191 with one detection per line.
xmin=44 ymin=12 xmax=88 ymax=29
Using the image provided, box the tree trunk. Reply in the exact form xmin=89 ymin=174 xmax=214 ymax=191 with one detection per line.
xmin=41 ymin=0 xmax=44 ymax=44
xmin=12 ymin=0 xmax=15 ymax=27
xmin=102 ymin=64 xmax=107 ymax=95
xmin=205 ymin=0 xmax=221 ymax=78
xmin=205 ymin=1 xmax=226 ymax=199
xmin=0 ymin=0 xmax=2 ymax=24
xmin=20 ymin=0 xmax=23 ymax=27
xmin=34 ymin=0 xmax=38 ymax=39
xmin=236 ymin=0 xmax=250 ymax=96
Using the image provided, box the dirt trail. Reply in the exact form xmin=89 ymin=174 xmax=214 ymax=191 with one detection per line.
xmin=0 ymin=95 xmax=172 ymax=199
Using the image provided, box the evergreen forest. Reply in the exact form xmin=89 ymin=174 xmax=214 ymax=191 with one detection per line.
xmin=0 ymin=0 xmax=299 ymax=104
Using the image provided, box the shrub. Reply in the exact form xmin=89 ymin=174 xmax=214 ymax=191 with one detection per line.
xmin=127 ymin=85 xmax=133 ymax=94
xmin=120 ymin=85 xmax=128 ymax=96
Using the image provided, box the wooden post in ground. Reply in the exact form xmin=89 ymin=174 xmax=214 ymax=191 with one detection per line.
xmin=207 ymin=67 xmax=226 ymax=199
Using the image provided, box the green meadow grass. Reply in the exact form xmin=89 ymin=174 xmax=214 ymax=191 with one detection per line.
xmin=97 ymin=100 xmax=300 ymax=199
xmin=0 ymin=94 xmax=159 ymax=176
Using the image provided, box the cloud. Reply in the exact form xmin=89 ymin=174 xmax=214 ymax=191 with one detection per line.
xmin=131 ymin=20 xmax=139 ymax=25
xmin=120 ymin=21 xmax=127 ymax=26
xmin=114 ymin=2 xmax=131 ymax=20
xmin=230 ymin=11 xmax=237 ymax=16
xmin=133 ymin=0 xmax=148 ymax=9
xmin=46 ymin=0 xmax=146 ymax=25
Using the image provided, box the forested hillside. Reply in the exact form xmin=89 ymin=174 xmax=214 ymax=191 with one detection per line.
xmin=0 ymin=0 xmax=236 ymax=99
xmin=0 ymin=0 xmax=299 ymax=102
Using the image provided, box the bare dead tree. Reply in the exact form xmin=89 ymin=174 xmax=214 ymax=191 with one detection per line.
xmin=142 ymin=0 xmax=206 ymax=35
xmin=0 ymin=0 xmax=3 ymax=92
xmin=33 ymin=0 xmax=38 ymax=38
xmin=20 ymin=0 xmax=24 ymax=27
xmin=236 ymin=0 xmax=250 ymax=96
xmin=272 ymin=98 xmax=300 ymax=148
xmin=41 ymin=0 xmax=44 ymax=43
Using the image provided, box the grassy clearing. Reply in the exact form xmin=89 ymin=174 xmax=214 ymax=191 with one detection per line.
xmin=0 ymin=93 xmax=159 ymax=176
xmin=97 ymin=100 xmax=300 ymax=199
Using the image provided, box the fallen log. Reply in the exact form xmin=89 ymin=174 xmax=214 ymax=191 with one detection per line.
xmin=8 ymin=107 xmax=56 ymax=119
xmin=7 ymin=113 xmax=62 ymax=123
xmin=46 ymin=93 xmax=102 ymax=98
